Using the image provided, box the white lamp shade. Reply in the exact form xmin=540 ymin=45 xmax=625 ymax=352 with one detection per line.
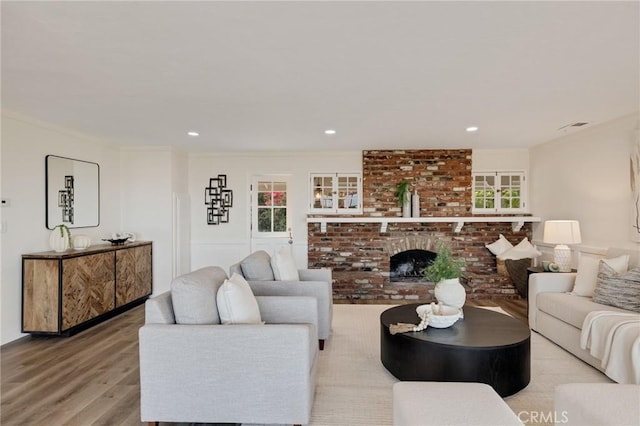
xmin=543 ymin=220 xmax=582 ymax=245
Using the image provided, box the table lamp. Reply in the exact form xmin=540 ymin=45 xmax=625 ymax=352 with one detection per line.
xmin=543 ymin=220 xmax=582 ymax=272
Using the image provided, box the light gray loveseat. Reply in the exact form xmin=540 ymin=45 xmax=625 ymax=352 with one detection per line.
xmin=528 ymin=272 xmax=634 ymax=374
xmin=139 ymin=266 xmax=319 ymax=425
xmin=230 ymin=251 xmax=333 ymax=349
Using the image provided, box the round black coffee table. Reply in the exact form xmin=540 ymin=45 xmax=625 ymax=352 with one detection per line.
xmin=380 ymin=304 xmax=530 ymax=397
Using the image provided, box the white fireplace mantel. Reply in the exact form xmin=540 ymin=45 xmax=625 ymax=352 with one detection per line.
xmin=307 ymin=216 xmax=541 ymax=233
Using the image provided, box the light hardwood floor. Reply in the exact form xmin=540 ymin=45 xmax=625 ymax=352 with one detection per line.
xmin=1 ymin=298 xmax=527 ymax=425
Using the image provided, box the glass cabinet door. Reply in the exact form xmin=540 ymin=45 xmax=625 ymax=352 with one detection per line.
xmin=310 ymin=173 xmax=362 ymax=214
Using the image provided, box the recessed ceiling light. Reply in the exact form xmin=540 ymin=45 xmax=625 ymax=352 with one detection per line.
xmin=187 ymin=131 xmax=199 ymax=137
xmin=466 ymin=126 xmax=479 ymax=133
xmin=324 ymin=129 xmax=336 ymax=135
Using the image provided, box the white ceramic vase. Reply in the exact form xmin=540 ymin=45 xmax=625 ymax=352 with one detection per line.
xmin=49 ymin=227 xmax=70 ymax=252
xmin=434 ymin=278 xmax=466 ymax=309
xmin=72 ymin=235 xmax=91 ymax=250
xmin=402 ymin=192 xmax=411 ymax=218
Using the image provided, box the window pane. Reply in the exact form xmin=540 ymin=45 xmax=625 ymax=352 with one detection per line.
xmin=273 ymin=208 xmax=287 ymax=232
xmin=273 ymin=191 xmax=286 ymax=206
xmin=258 ymin=192 xmax=271 ymax=206
xmin=486 ymin=176 xmax=495 ymax=186
xmin=258 ymin=208 xmax=272 ymax=232
xmin=273 ymin=182 xmax=287 ymax=192
xmin=258 ymin=181 xmax=272 ymax=192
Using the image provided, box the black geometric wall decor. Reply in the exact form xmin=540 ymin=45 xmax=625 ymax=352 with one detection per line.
xmin=205 ymin=174 xmax=233 ymax=225
xmin=58 ymin=175 xmax=74 ymax=224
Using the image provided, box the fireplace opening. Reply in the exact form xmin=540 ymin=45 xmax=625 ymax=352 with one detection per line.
xmin=390 ymin=249 xmax=437 ymax=282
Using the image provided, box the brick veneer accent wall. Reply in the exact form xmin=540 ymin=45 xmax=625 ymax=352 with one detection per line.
xmin=362 ymin=149 xmax=472 ymax=217
xmin=308 ymin=149 xmax=532 ymax=302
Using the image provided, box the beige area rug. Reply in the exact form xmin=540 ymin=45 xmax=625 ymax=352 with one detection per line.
xmin=304 ymin=304 xmax=611 ymax=426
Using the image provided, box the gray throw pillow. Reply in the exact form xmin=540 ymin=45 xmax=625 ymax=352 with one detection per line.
xmin=171 ymin=266 xmax=228 ymax=324
xmin=593 ymin=262 xmax=640 ymax=313
xmin=240 ymin=251 xmax=275 ymax=281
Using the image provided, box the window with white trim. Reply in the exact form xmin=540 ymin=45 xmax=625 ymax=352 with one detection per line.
xmin=309 ymin=173 xmax=362 ymax=214
xmin=252 ymin=176 xmax=291 ymax=237
xmin=472 ymin=171 xmax=526 ymax=213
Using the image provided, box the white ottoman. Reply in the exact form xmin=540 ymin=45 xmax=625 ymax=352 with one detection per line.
xmin=393 ymin=382 xmax=523 ymax=426
xmin=555 ymin=383 xmax=640 ymax=425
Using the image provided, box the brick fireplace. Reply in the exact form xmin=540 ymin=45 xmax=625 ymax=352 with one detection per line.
xmin=307 ymin=149 xmax=533 ymax=303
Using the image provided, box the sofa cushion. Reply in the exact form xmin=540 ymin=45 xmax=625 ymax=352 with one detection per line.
xmin=170 ymin=266 xmax=227 ymax=324
xmin=217 ymin=273 xmax=263 ymax=324
xmin=593 ymin=263 xmax=640 ymax=313
xmin=270 ymin=247 xmax=300 ymax=281
xmin=572 ymin=255 xmax=630 ymax=297
xmin=537 ymin=292 xmax=630 ymax=329
xmin=485 ymin=234 xmax=513 ymax=256
xmin=240 ymin=251 xmax=275 ymax=281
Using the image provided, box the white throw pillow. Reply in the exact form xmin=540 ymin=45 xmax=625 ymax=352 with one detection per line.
xmin=572 ymin=254 xmax=630 ymax=297
xmin=485 ymin=234 xmax=514 ymax=256
xmin=498 ymin=237 xmax=542 ymax=260
xmin=270 ymin=247 xmax=300 ymax=281
xmin=217 ymin=273 xmax=263 ymax=324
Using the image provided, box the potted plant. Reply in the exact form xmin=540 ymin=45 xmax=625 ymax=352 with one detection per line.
xmin=49 ymin=224 xmax=72 ymax=252
xmin=422 ymin=243 xmax=466 ymax=308
xmin=394 ymin=180 xmax=411 ymax=217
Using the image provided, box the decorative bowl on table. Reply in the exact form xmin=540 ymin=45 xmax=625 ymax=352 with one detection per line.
xmin=102 ymin=237 xmax=129 ymax=246
xmin=416 ymin=303 xmax=463 ymax=328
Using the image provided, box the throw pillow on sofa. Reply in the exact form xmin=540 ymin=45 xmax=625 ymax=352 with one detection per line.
xmin=171 ymin=266 xmax=227 ymax=324
xmin=240 ymin=250 xmax=275 ymax=281
xmin=593 ymin=262 xmax=640 ymax=313
xmin=271 ymin=246 xmax=300 ymax=281
xmin=572 ymin=254 xmax=630 ymax=297
xmin=217 ymin=273 xmax=263 ymax=324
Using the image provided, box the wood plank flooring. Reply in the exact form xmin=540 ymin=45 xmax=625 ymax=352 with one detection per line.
xmin=1 ymin=298 xmax=527 ymax=425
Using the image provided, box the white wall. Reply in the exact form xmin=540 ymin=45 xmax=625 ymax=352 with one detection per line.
xmin=472 ymin=149 xmax=530 ymax=172
xmin=120 ymin=148 xmax=189 ymax=296
xmin=1 ymin=111 xmax=122 ymax=345
xmin=530 ymin=113 xmax=640 ymax=251
xmin=189 ymin=151 xmax=362 ymax=272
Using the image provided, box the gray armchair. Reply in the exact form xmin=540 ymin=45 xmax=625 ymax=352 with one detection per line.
xmin=230 ymin=251 xmax=333 ymax=349
xmin=139 ymin=266 xmax=319 ymax=426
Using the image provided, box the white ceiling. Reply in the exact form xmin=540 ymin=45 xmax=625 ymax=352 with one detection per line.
xmin=2 ymin=1 xmax=639 ymax=153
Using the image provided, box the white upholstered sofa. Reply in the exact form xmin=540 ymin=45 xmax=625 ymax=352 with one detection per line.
xmin=139 ymin=266 xmax=319 ymax=425
xmin=528 ymin=271 xmax=634 ymax=374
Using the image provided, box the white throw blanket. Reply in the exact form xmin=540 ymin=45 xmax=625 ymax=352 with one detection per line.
xmin=580 ymin=311 xmax=640 ymax=384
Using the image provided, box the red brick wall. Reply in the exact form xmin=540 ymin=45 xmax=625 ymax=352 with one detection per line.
xmin=362 ymin=149 xmax=472 ymax=217
xmin=308 ymin=149 xmax=530 ymax=302
xmin=308 ymin=221 xmax=530 ymax=302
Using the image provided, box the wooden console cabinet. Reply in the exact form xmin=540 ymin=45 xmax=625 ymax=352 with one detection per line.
xmin=22 ymin=241 xmax=152 ymax=335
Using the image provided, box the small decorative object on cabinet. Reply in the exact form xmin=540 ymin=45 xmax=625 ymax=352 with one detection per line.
xmin=72 ymin=234 xmax=91 ymax=250
xmin=22 ymin=241 xmax=152 ymax=335
xmin=49 ymin=224 xmax=71 ymax=252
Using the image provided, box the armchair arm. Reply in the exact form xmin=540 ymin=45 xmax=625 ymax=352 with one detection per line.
xmin=248 ymin=280 xmax=333 ymax=340
xmin=528 ymin=272 xmax=577 ymax=330
xmin=298 ymin=268 xmax=332 ymax=284
xmin=256 ymin=295 xmax=318 ymax=333
xmin=139 ymin=323 xmax=316 ymax=423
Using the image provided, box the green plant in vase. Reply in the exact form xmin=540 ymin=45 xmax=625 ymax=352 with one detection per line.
xmin=394 ymin=180 xmax=411 ymax=207
xmin=422 ymin=242 xmax=467 ymax=308
xmin=50 ymin=224 xmax=72 ymax=252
